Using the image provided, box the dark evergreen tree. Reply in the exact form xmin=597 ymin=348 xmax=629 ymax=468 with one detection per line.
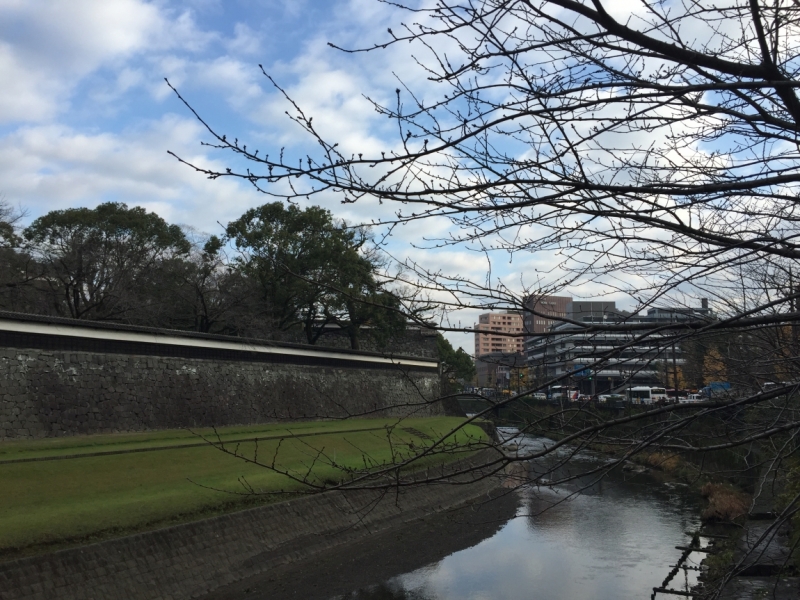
xmin=23 ymin=202 xmax=190 ymax=322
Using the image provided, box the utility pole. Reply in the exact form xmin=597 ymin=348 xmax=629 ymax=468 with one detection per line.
xmin=672 ymin=313 xmax=680 ymax=401
xmin=790 ymin=268 xmax=798 ymax=352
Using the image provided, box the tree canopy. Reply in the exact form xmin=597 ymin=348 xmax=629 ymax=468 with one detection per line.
xmin=225 ymin=201 xmax=405 ymax=347
xmin=437 ymin=334 xmax=476 ymax=383
xmin=1 ymin=201 xmax=404 ymax=349
xmin=169 ymin=1 xmax=800 ymax=324
xmin=0 ymin=199 xmax=20 ymax=248
xmin=22 ymin=202 xmax=190 ymax=321
xmin=168 ymin=0 xmax=800 ymax=381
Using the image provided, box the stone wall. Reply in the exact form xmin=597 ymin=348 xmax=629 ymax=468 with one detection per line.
xmin=0 ymin=452 xmax=501 ymax=600
xmin=0 ymin=314 xmax=441 ymax=440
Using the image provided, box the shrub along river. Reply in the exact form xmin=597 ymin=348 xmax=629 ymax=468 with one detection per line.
xmin=206 ymin=432 xmax=709 ymax=600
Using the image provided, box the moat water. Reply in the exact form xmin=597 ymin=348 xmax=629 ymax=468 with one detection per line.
xmin=333 ymin=432 xmax=706 ymax=600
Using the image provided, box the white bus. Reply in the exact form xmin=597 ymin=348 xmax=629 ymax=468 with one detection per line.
xmin=651 ymin=387 xmax=668 ymax=402
xmin=627 ymin=387 xmax=668 ymax=405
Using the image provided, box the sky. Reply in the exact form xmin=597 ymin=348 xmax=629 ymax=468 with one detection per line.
xmin=0 ymin=0 xmax=644 ymax=350
xmin=0 ymin=0 xmax=392 ymax=228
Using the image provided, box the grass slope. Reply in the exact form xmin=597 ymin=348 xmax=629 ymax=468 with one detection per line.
xmin=0 ymin=417 xmax=485 ymax=558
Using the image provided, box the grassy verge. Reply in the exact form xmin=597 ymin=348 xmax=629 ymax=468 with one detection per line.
xmin=0 ymin=420 xmax=401 ymax=462
xmin=0 ymin=417 xmax=486 ymax=559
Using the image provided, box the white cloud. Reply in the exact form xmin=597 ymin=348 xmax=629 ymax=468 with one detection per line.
xmin=0 ymin=43 xmax=64 ymax=122
xmin=193 ymin=56 xmax=265 ymax=111
xmin=0 ymin=0 xmax=211 ymax=123
xmin=227 ymin=23 xmax=261 ymax=56
xmin=0 ymin=115 xmax=265 ymax=232
xmin=0 ymin=0 xmax=162 ymax=70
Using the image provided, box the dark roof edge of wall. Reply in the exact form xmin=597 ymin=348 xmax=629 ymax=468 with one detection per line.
xmin=0 ymin=310 xmax=438 ymax=366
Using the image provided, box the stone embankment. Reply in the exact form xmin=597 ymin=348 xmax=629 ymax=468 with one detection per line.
xmin=0 ymin=450 xmax=502 ymax=600
xmin=0 ymin=311 xmax=442 ymax=440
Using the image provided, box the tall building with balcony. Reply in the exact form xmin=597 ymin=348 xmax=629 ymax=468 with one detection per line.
xmin=474 ymin=311 xmax=525 ymax=387
xmin=474 ymin=311 xmax=524 ymax=355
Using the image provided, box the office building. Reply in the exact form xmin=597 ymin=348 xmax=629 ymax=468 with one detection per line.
xmin=525 ymin=301 xmax=713 ymax=394
xmin=522 ymin=295 xmax=572 ymax=335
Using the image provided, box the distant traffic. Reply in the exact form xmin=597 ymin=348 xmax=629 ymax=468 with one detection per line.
xmin=461 ymin=380 xmax=796 ymax=406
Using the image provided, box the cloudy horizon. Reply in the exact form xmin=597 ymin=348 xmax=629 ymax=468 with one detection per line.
xmin=0 ymin=0 xmax=661 ymax=350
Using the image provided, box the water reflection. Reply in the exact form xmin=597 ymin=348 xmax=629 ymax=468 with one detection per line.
xmin=338 ymin=582 xmax=428 ymax=600
xmin=335 ymin=436 xmax=702 ymax=600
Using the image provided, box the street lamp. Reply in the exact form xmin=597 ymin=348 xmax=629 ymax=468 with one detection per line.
xmin=620 ymin=369 xmax=632 ymax=403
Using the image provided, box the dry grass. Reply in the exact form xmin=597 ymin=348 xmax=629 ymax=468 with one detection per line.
xmin=643 ymin=452 xmax=682 ymax=472
xmin=701 ymin=483 xmax=750 ymax=522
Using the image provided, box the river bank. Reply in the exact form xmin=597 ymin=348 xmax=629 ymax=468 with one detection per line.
xmin=0 ymin=450 xmax=501 ymax=600
xmin=1 ymin=427 xmax=727 ymax=600
xmin=232 ymin=433 xmax=707 ymax=600
xmin=692 ymin=462 xmax=799 ymax=599
xmin=535 ymin=432 xmax=800 ymax=596
xmin=202 ymin=487 xmax=520 ymax=600
xmin=0 ymin=417 xmax=486 ymax=560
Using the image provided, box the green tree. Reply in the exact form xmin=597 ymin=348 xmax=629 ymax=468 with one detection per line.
xmin=23 ymin=202 xmax=190 ymax=321
xmin=0 ymin=199 xmax=20 ymax=248
xmin=437 ymin=334 xmax=476 ymax=383
xmin=0 ymin=198 xmax=42 ymax=314
xmin=182 ymin=235 xmax=251 ymax=334
xmin=320 ymin=246 xmax=407 ymax=350
xmin=137 ymin=234 xmax=258 ymax=334
xmin=225 ymin=202 xmax=401 ymax=347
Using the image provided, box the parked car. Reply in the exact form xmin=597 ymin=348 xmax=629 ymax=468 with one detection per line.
xmin=532 ymin=392 xmax=547 ymax=401
xmin=598 ymin=394 xmax=624 ymax=404
xmin=679 ymin=394 xmax=703 ymax=403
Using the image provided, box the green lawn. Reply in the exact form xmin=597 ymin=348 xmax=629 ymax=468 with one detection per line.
xmin=0 ymin=420 xmax=399 ymax=462
xmin=0 ymin=417 xmax=485 ymax=557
